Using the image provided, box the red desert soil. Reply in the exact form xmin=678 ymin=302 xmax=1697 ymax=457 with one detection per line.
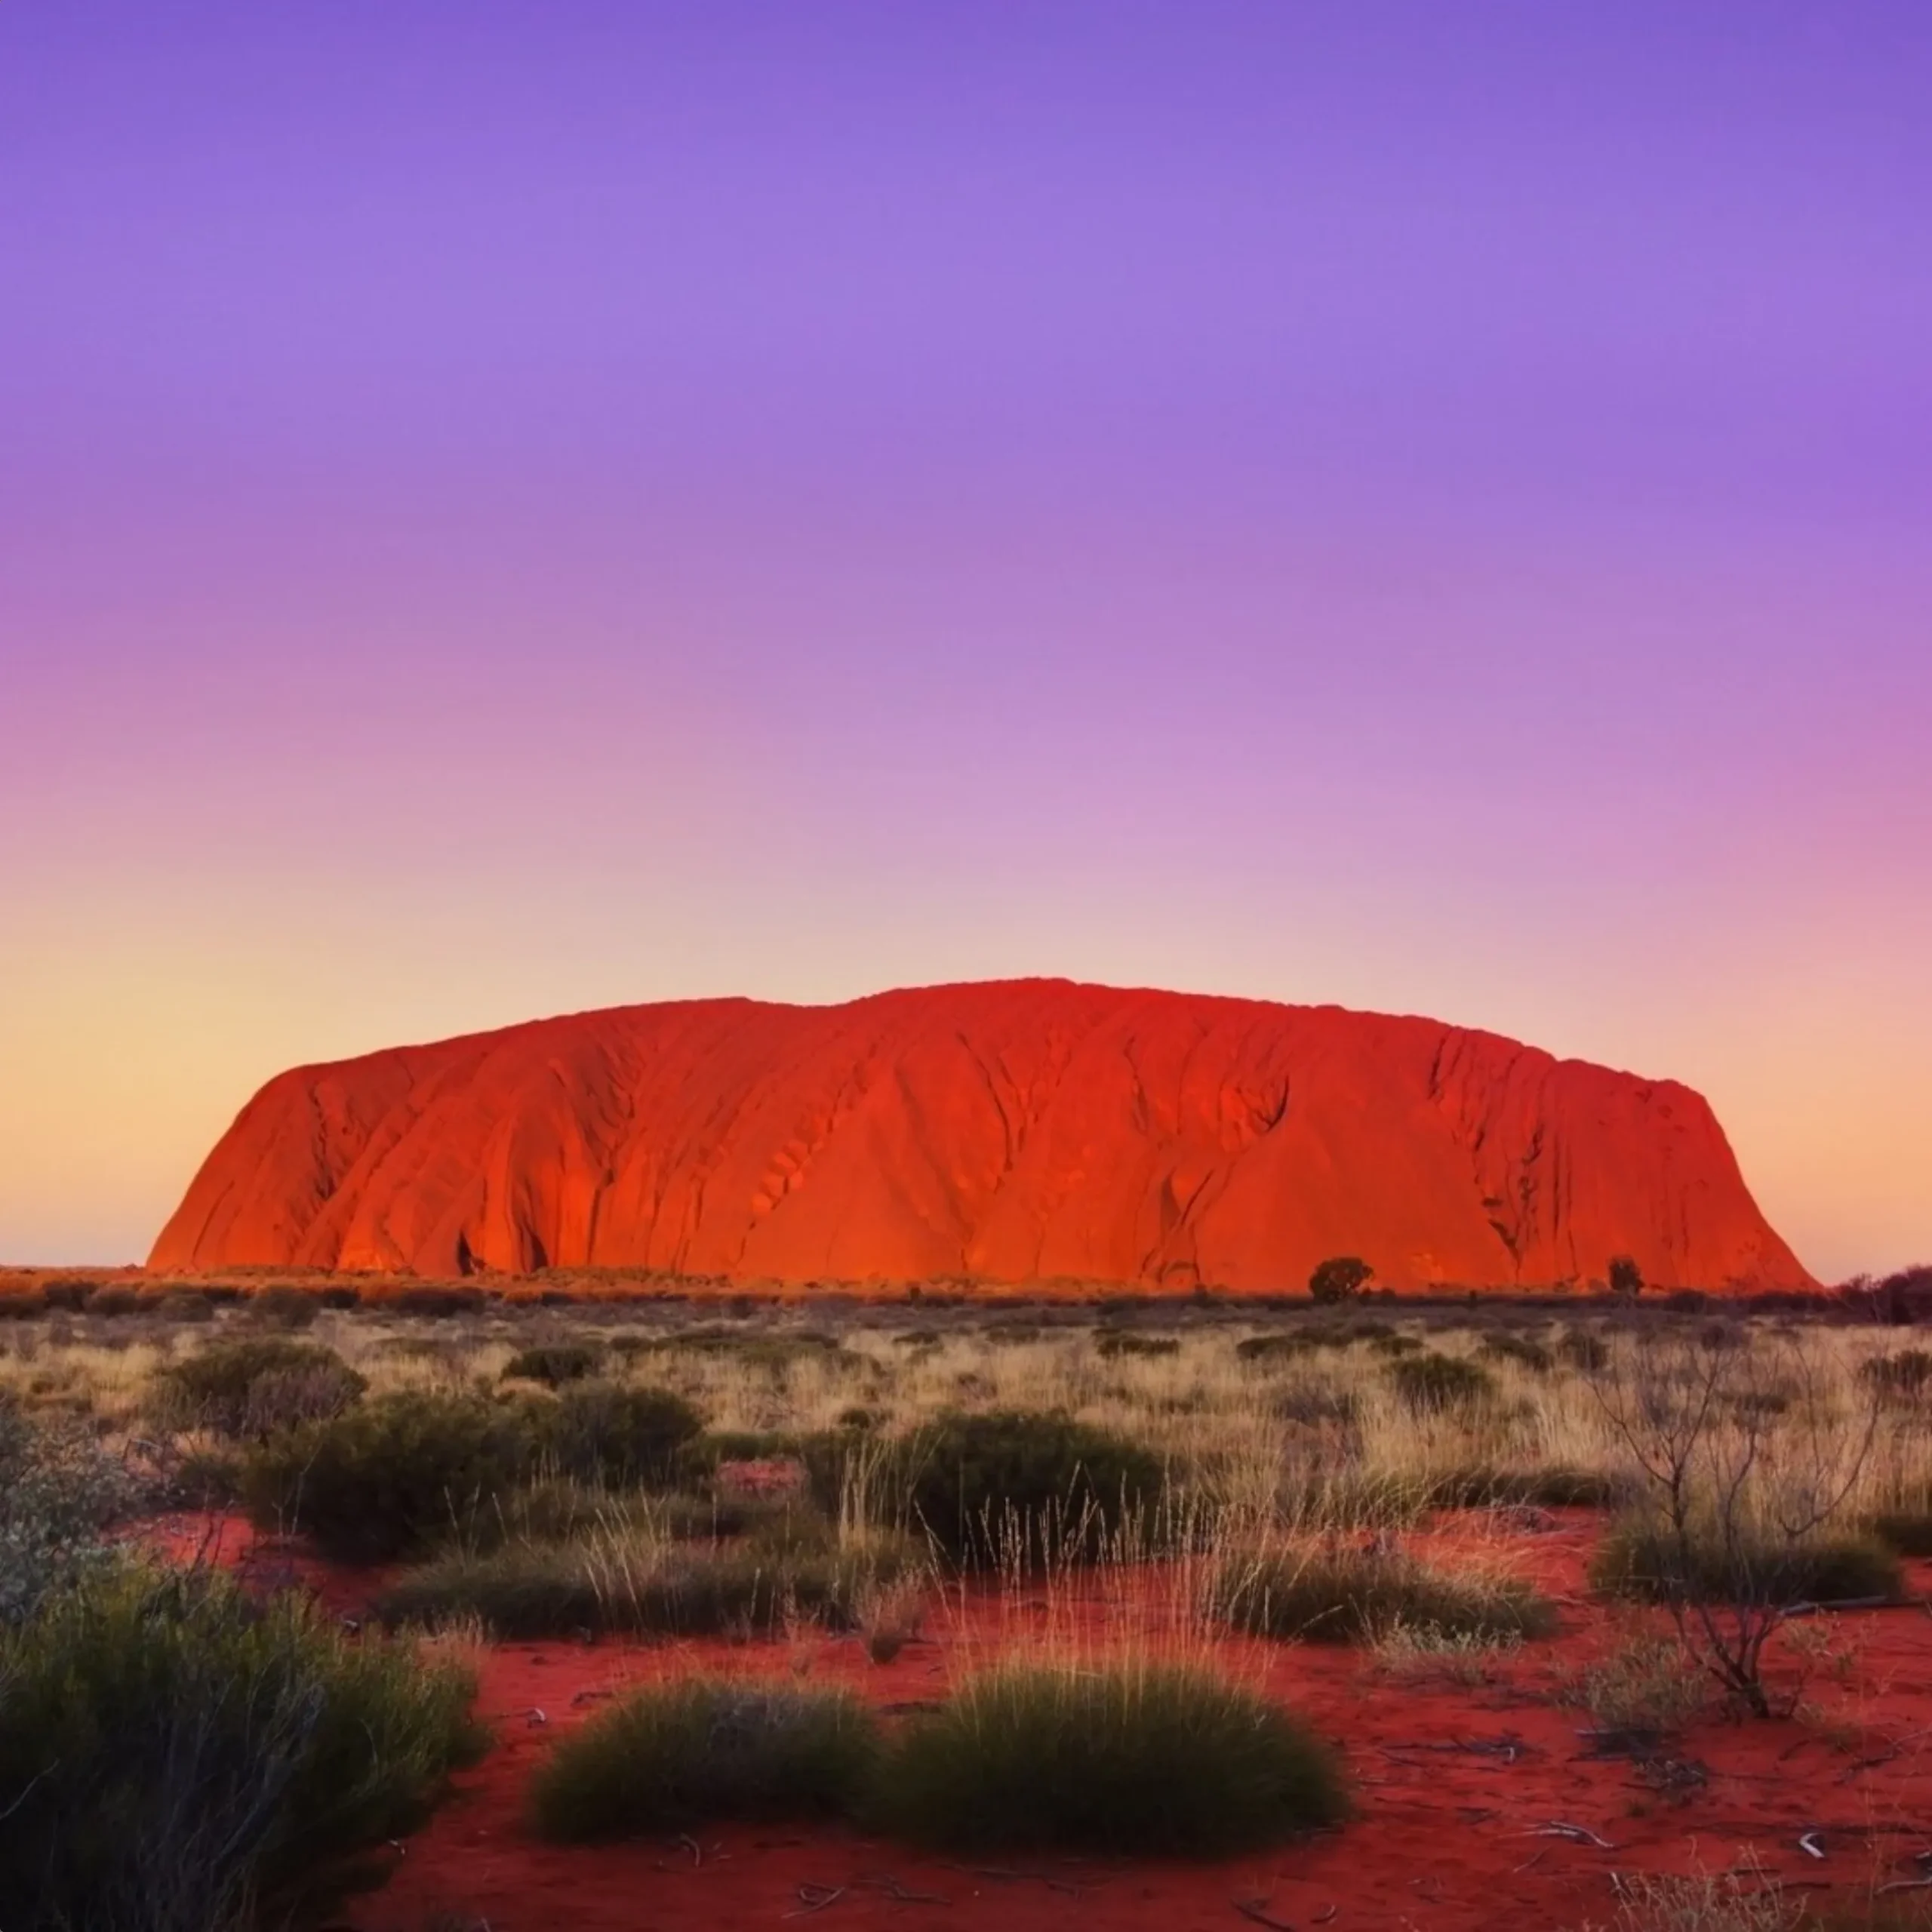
xmin=149 ymin=978 xmax=1810 ymax=1294
xmin=154 ymin=1516 xmax=1932 ymax=1932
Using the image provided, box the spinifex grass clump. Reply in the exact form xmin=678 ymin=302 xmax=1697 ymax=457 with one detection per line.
xmin=375 ymin=1515 xmax=920 ymax=1640
xmin=1478 ymin=1333 xmax=1554 ymax=1374
xmin=0 ymin=1565 xmax=482 ymax=1932
xmin=1217 ymin=1545 xmax=1557 ymax=1645
xmin=528 ymin=1679 xmax=878 ymax=1842
xmin=1386 ymin=1351 xmax=1496 ymax=1415
xmin=1590 ymin=1515 xmax=1903 ymax=1608
xmin=500 ymin=1340 xmax=608 ymax=1386
xmin=892 ymin=1410 xmax=1167 ymax=1570
xmin=874 ymin=1660 xmax=1346 ymax=1857
xmin=1094 ymin=1331 xmax=1181 ymax=1359
xmin=153 ymin=1338 xmax=367 ymax=1439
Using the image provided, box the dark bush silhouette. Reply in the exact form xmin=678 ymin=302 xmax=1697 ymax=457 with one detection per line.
xmin=1607 ymin=1255 xmax=1644 ymax=1299
xmin=1386 ymin=1352 xmax=1495 ymax=1414
xmin=1309 ymin=1257 xmax=1374 ymax=1305
xmin=501 ymin=1341 xmax=608 ymax=1387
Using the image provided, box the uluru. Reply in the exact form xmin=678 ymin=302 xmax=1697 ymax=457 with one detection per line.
xmin=149 ymin=979 xmax=1812 ymax=1294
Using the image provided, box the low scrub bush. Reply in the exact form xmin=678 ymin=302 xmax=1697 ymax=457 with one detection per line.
xmin=1217 ymin=1545 xmax=1557 ymax=1645
xmin=629 ymin=1327 xmax=844 ymax=1371
xmin=1591 ymin=1518 xmax=1904 ymax=1608
xmin=1558 ymin=1630 xmax=1710 ymax=1735
xmin=155 ymin=1339 xmax=366 ymax=1440
xmin=1094 ymin=1331 xmax=1180 ymax=1359
xmin=1386 ymin=1352 xmax=1496 ymax=1414
xmin=0 ymin=1565 xmax=481 ymax=1932
xmin=0 ymin=1397 xmax=138 ymax=1625
xmin=241 ymin=1391 xmax=537 ymax=1563
xmin=85 ymin=1284 xmax=147 ymax=1317
xmin=1864 ymin=1497 xmax=1932 ymax=1558
xmin=1365 ymin=1330 xmax=1423 ymax=1358
xmin=501 ymin=1340 xmax=608 ymax=1386
xmin=874 ymin=1661 xmax=1346 ymax=1857
xmin=242 ymin=1284 xmax=321 ymax=1331
xmin=1557 ymin=1329 xmax=1611 ymax=1372
xmin=1269 ymin=1384 xmax=1361 ymax=1428
xmin=528 ymin=1679 xmax=877 ymax=1841
xmin=1236 ymin=1334 xmax=1314 ymax=1363
xmin=1859 ymin=1349 xmax=1932 ymax=1401
xmin=1478 ymin=1334 xmax=1554 ymax=1374
xmin=389 ymin=1286 xmax=488 ymax=1318
xmin=891 ymin=1411 xmax=1166 ymax=1568
xmin=541 ymin=1380 xmax=703 ymax=1487
xmin=1424 ymin=1463 xmax=1629 ymax=1510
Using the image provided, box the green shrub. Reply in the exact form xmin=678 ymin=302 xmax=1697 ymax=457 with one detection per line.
xmin=242 ymin=1392 xmax=537 ymax=1563
xmin=155 ymin=1340 xmax=367 ymax=1440
xmin=892 ymin=1411 xmax=1165 ymax=1569
xmin=0 ymin=1565 xmax=481 ymax=1932
xmin=542 ymin=1381 xmax=703 ymax=1487
xmin=0 ymin=1398 xmax=138 ymax=1625
xmin=374 ymin=1529 xmax=907 ymax=1640
xmin=874 ymin=1662 xmax=1346 ymax=1857
xmin=528 ymin=1679 xmax=878 ymax=1842
xmin=1217 ymin=1546 xmax=1557 ymax=1645
xmin=501 ymin=1341 xmax=608 ymax=1387
xmin=1591 ymin=1518 xmax=1905 ymax=1607
xmin=1386 ymin=1351 xmax=1496 ymax=1414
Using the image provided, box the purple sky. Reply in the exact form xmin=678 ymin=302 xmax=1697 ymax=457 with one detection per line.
xmin=3 ymin=4 xmax=1928 ymax=1275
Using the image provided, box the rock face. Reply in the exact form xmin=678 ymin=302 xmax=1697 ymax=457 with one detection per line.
xmin=149 ymin=980 xmax=1813 ymax=1293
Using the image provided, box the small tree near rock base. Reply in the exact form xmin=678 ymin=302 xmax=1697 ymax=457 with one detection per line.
xmin=1607 ymin=1256 xmax=1644 ymax=1300
xmin=1309 ymin=1257 xmax=1373 ymax=1306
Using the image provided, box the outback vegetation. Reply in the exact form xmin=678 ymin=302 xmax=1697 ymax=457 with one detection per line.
xmin=0 ymin=1264 xmax=1929 ymax=1930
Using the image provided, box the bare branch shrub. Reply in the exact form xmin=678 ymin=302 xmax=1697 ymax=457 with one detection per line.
xmin=1584 ymin=1328 xmax=1887 ymax=1716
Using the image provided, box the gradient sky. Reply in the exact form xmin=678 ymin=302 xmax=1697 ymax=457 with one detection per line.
xmin=3 ymin=4 xmax=1928 ymax=1278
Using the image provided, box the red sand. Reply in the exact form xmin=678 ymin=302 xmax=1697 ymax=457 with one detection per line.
xmin=134 ymin=1514 xmax=1932 ymax=1932
xmin=149 ymin=978 xmax=1809 ymax=1294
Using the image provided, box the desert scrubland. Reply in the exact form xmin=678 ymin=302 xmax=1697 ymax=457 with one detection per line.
xmin=5 ymin=1271 xmax=1932 ymax=1931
